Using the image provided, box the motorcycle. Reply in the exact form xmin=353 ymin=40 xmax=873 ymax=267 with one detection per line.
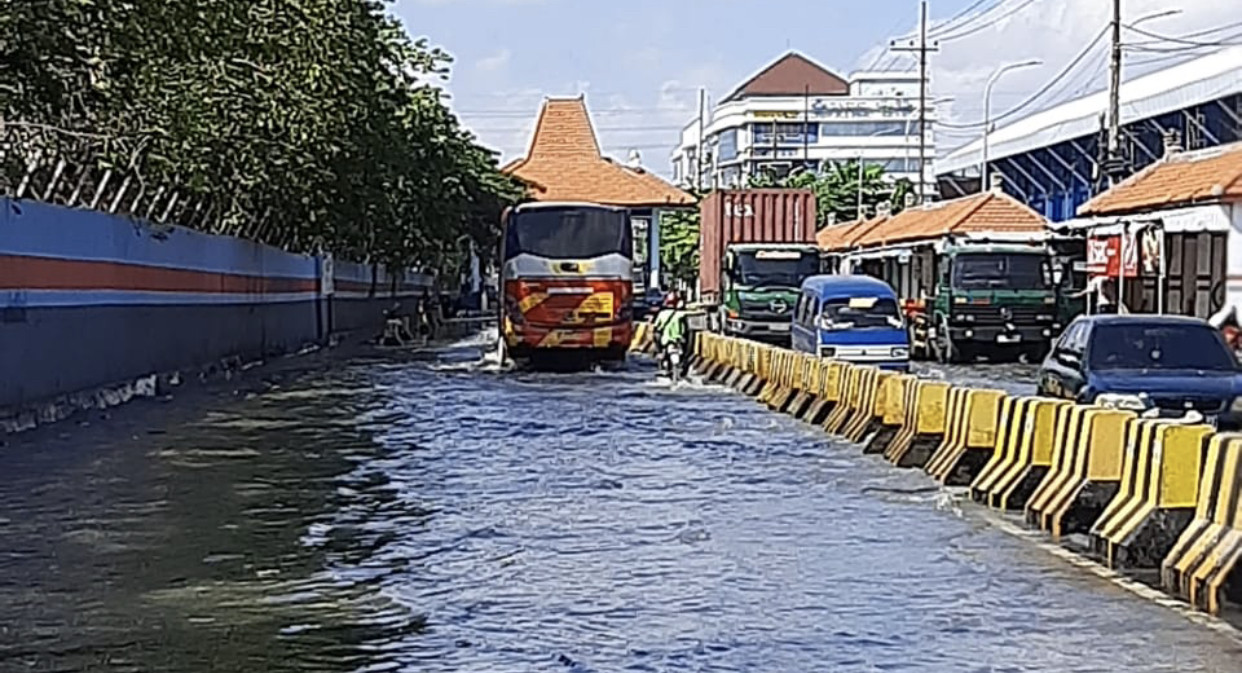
xmin=658 ymin=339 xmax=687 ymax=383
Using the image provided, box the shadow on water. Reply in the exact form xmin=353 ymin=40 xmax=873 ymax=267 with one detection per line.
xmin=1 ymin=341 xmax=1241 ymax=672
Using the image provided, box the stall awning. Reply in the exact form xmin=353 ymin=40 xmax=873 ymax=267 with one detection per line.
xmin=1059 ymin=204 xmax=1233 ymax=236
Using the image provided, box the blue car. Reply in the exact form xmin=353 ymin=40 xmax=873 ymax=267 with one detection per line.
xmin=791 ymin=275 xmax=910 ymax=371
xmin=1036 ymin=314 xmax=1242 ymax=428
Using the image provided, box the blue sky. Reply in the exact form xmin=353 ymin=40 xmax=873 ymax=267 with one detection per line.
xmin=393 ymin=0 xmax=1234 ymax=173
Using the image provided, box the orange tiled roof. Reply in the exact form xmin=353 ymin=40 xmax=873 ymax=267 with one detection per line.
xmin=1078 ymin=141 xmax=1242 ymax=217
xmin=853 ymin=191 xmax=1048 ymax=248
xmin=502 ymin=97 xmax=695 ymax=208
xmin=816 ymin=215 xmax=889 ymax=252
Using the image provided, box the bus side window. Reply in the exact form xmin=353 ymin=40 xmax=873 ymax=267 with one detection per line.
xmin=797 ymin=293 xmax=810 ymax=326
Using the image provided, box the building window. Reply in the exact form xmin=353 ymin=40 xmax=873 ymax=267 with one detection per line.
xmin=752 ymin=122 xmax=819 ymax=146
xmin=717 ymin=129 xmax=739 ymax=162
xmin=820 ymin=121 xmax=910 ymax=137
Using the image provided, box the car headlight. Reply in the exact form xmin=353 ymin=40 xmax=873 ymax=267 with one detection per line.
xmin=892 ymin=347 xmax=909 ymax=358
xmin=1095 ymin=393 xmax=1149 ymax=411
xmin=1230 ymin=398 xmax=1242 ymax=413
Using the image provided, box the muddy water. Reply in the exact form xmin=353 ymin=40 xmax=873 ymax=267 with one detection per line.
xmin=0 ymin=340 xmax=1239 ymax=672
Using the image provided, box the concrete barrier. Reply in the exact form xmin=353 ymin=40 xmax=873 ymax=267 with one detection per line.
xmin=970 ymin=398 xmax=1070 ymax=510
xmin=1161 ymin=433 xmax=1242 ymax=614
xmin=884 ymin=380 xmax=950 ymax=468
xmin=629 ymin=322 xmax=654 ymax=354
xmin=787 ymin=354 xmax=819 ymax=419
xmin=1026 ymin=406 xmax=1136 ymax=540
xmin=1090 ymin=419 xmax=1214 ymax=570
xmin=925 ymin=388 xmax=1006 ymax=486
xmin=865 ymin=374 xmax=914 ymax=454
xmin=841 ymin=367 xmax=892 ymax=444
xmin=822 ymin=364 xmax=862 ymax=435
xmin=802 ymin=361 xmax=844 ymax=425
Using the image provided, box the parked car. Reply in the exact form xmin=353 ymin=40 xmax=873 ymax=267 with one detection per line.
xmin=791 ymin=274 xmax=910 ymax=371
xmin=1036 ymin=314 xmax=1242 ymax=428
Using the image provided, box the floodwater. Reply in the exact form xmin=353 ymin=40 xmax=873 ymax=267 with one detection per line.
xmin=1 ymin=337 xmax=1240 ymax=672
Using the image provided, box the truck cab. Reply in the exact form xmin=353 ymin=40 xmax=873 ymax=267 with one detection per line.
xmin=915 ymin=243 xmax=1061 ymax=363
xmin=717 ymin=243 xmax=821 ymax=345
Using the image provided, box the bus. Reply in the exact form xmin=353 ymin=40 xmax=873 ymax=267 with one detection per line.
xmin=499 ymin=202 xmax=634 ymax=362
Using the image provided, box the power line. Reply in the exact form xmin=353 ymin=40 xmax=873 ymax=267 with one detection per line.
xmin=1125 ymin=20 xmax=1242 ymax=46
xmin=938 ymin=24 xmax=1109 ymax=130
xmin=928 ymin=0 xmax=1004 ymax=36
xmin=936 ymin=0 xmax=1038 ymax=42
xmin=1125 ymin=23 xmax=1242 ymax=48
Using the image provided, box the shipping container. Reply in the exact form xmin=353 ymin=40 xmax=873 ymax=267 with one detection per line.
xmin=698 ymin=189 xmax=817 ymax=299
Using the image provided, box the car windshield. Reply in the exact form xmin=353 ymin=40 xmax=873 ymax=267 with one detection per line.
xmin=821 ymin=297 xmax=902 ymax=330
xmin=737 ymin=251 xmax=818 ymax=287
xmin=1088 ymin=323 xmax=1238 ymax=371
xmin=952 ymin=253 xmax=1050 ymax=291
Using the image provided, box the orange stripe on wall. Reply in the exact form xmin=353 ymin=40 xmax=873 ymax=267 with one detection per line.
xmin=0 ymin=254 xmax=317 ymax=294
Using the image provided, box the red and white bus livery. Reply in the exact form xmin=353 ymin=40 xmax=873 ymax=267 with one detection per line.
xmin=500 ymin=202 xmax=634 ymax=361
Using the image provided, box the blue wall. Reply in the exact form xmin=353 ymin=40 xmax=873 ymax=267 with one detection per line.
xmin=0 ymin=198 xmax=431 ymax=410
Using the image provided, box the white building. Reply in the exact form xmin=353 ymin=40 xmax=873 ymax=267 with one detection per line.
xmin=671 ymin=52 xmax=938 ymax=200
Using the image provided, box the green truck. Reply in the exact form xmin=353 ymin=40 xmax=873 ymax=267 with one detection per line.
xmin=699 ymin=189 xmax=820 ymax=345
xmin=891 ymin=241 xmax=1063 ymax=363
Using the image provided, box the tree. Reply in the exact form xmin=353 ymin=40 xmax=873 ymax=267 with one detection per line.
xmin=0 ymin=0 xmax=523 ymax=278
xmin=747 ymin=161 xmax=915 ymax=227
xmin=658 ymin=192 xmax=703 ymax=291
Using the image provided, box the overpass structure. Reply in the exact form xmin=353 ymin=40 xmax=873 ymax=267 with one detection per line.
xmin=935 ymin=46 xmax=1242 ymax=222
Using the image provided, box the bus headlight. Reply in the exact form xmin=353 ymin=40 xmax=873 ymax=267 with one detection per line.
xmin=891 ymin=347 xmax=909 ymax=358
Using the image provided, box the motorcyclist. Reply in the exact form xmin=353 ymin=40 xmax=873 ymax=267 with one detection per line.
xmin=653 ymin=292 xmax=688 ymax=375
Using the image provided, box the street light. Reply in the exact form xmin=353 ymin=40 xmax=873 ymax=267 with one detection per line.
xmin=982 ymin=59 xmax=1042 ymax=187
xmin=1131 ymin=8 xmax=1181 ymax=28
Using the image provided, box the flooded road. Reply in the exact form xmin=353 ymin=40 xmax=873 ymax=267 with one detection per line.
xmin=2 ymin=338 xmax=1241 ymax=672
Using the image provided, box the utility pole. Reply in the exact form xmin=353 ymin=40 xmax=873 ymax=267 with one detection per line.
xmin=1104 ymin=0 xmax=1124 ymax=186
xmin=891 ymin=0 xmax=939 ymax=203
xmin=803 ymin=84 xmax=811 ymax=171
xmin=696 ymin=88 xmax=706 ymax=191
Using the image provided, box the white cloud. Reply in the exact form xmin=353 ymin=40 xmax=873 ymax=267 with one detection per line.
xmin=474 ymin=48 xmax=511 ymax=73
xmin=863 ymin=0 xmax=1241 ymax=154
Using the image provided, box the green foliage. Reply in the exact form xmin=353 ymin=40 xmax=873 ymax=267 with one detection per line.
xmin=658 ymin=190 xmax=703 ymax=290
xmin=747 ymin=162 xmax=915 ymax=227
xmin=0 ymin=0 xmax=523 ymax=274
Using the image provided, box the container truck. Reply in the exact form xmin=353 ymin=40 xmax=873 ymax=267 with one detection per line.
xmin=699 ymin=189 xmax=820 ymax=344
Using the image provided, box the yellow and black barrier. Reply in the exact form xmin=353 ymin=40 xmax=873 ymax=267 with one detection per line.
xmin=680 ymin=331 xmax=1242 ymax=620
xmin=629 ymin=321 xmax=656 ymax=355
xmin=1161 ymin=433 xmax=1242 ymax=615
xmin=884 ymin=380 xmax=950 ymax=468
xmin=1025 ymin=406 xmax=1136 ymax=540
xmin=841 ymin=367 xmax=892 ymax=444
xmin=925 ymin=387 xmax=1006 ymax=486
xmin=1090 ymin=419 xmax=1214 ymax=569
xmin=970 ymin=397 xmax=1070 ymax=510
xmin=865 ymin=375 xmax=914 ymax=455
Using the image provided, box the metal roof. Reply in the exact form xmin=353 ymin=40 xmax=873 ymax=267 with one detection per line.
xmin=800 ymin=274 xmax=898 ymax=297
xmin=935 ymin=45 xmax=1242 ymax=176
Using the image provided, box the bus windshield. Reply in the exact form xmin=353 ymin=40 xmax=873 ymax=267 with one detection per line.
xmin=737 ymin=251 xmax=819 ymax=287
xmin=952 ymin=253 xmax=1050 ymax=291
xmin=505 ymin=207 xmax=631 ymax=260
xmin=1088 ymin=324 xmax=1237 ymax=371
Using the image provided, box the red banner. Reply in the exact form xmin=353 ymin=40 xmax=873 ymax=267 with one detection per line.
xmin=1087 ymin=234 xmax=1139 ymax=278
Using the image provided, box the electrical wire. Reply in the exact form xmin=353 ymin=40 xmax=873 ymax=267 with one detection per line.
xmin=929 ymin=0 xmax=1005 ymax=36
xmin=1125 ymin=23 xmax=1242 ymax=48
xmin=1125 ymin=19 xmax=1242 ymax=46
xmin=936 ymin=0 xmax=1039 ymax=42
xmin=937 ymin=24 xmax=1109 ymax=130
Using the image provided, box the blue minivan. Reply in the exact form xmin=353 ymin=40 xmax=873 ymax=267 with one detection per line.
xmin=791 ymin=275 xmax=910 ymax=371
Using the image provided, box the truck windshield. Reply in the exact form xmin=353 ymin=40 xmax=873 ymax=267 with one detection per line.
xmin=1088 ymin=324 xmax=1237 ymax=371
xmin=737 ymin=252 xmax=818 ymax=287
xmin=952 ymin=253 xmax=1049 ymax=291
xmin=821 ymin=298 xmax=902 ymax=330
xmin=505 ymin=207 xmax=631 ymax=260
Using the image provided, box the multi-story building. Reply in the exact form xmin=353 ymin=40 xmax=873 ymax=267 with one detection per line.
xmin=671 ymin=52 xmax=938 ymax=201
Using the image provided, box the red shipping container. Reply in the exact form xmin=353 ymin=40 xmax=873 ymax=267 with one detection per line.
xmin=699 ymin=189 xmax=817 ymax=299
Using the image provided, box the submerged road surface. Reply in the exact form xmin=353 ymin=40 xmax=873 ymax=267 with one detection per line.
xmin=1 ymin=337 xmax=1240 ymax=672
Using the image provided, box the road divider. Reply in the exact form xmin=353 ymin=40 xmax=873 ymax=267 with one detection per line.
xmin=686 ymin=330 xmax=1242 ymax=620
